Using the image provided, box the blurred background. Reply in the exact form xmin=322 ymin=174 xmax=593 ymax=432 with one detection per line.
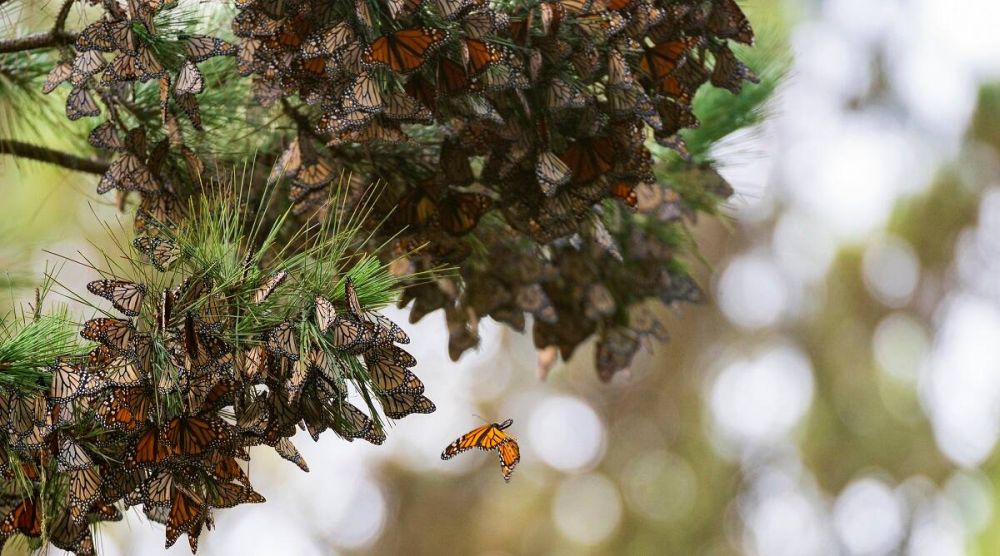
xmin=5 ymin=0 xmax=1000 ymax=554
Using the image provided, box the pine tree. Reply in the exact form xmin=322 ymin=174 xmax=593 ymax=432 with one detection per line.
xmin=0 ymin=0 xmax=777 ymax=552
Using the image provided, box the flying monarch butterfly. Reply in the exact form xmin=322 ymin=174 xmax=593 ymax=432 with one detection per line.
xmin=175 ymin=60 xmax=204 ymax=95
xmin=441 ymin=418 xmax=520 ymax=481
xmin=265 ymin=321 xmax=298 ymax=360
xmin=133 ymin=236 xmax=180 ymax=271
xmin=252 ymin=270 xmax=288 ymax=304
xmin=97 ymin=153 xmax=158 ymax=195
xmin=362 ymin=28 xmax=450 ymax=74
xmin=87 ymin=279 xmax=146 ymax=317
xmin=560 ymin=136 xmax=615 ymax=184
xmin=378 ymin=391 xmax=435 ymax=419
xmin=184 ymin=35 xmax=237 ymax=62
xmin=66 ymin=87 xmax=100 ymax=120
xmin=81 ymin=318 xmax=134 ymax=353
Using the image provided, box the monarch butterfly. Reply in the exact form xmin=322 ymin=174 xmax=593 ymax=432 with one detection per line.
xmin=707 ymin=0 xmax=754 ymax=44
xmin=133 ymin=236 xmax=180 ymax=271
xmin=330 ymin=400 xmax=386 ymax=445
xmin=98 ymin=387 xmax=149 ymax=431
xmin=433 ymin=0 xmax=482 ymax=19
xmin=75 ymin=20 xmax=116 ymax=52
xmin=441 ymin=418 xmax=520 ymax=481
xmin=274 ymin=437 xmax=309 ymax=471
xmin=97 ymin=153 xmax=158 ymax=195
xmin=42 ymin=61 xmax=72 ymax=94
xmin=175 ymin=60 xmax=204 ymax=95
xmin=536 ymin=151 xmax=572 ymax=196
xmin=464 ymin=38 xmax=506 ymax=75
xmin=610 ymin=180 xmax=638 ymax=208
xmin=165 ymin=490 xmax=205 ymax=551
xmin=130 ymin=425 xmax=172 ymax=466
xmin=656 ymin=57 xmax=709 ymax=103
xmin=81 ymin=318 xmax=134 ymax=353
xmin=576 ymin=11 xmax=628 ymax=38
xmin=710 ymin=43 xmax=758 ymax=94
xmin=164 ymin=416 xmax=227 ymax=456
xmin=595 ymin=327 xmax=640 ymax=380
xmin=463 ymin=9 xmax=508 ymax=38
xmin=175 ymin=92 xmax=204 ymax=130
xmin=57 ymin=436 xmax=94 ymax=472
xmin=638 ymin=37 xmax=700 ymax=83
xmin=232 ymin=9 xmax=281 ymax=38
xmin=87 ymin=121 xmax=126 ymax=151
xmin=68 ymin=467 xmax=102 ymax=523
xmin=142 ymin=470 xmax=175 ymax=508
xmin=287 ymin=357 xmax=310 ymax=403
xmin=266 ymin=321 xmax=298 ymax=360
xmin=362 ymin=28 xmax=450 ymax=74
xmin=335 ymin=73 xmax=381 ymax=116
xmin=240 ymin=344 xmax=270 ymax=381
xmin=66 ymin=87 xmax=100 ymax=120
xmin=363 ymin=345 xmax=423 ymax=394
xmin=105 ymin=354 xmax=145 ymax=387
xmin=252 ymin=270 xmax=288 ymax=304
xmin=545 ymin=78 xmax=588 ymax=111
xmin=302 ymin=22 xmax=355 ymax=59
xmin=49 ymin=506 xmax=93 ymax=553
xmin=87 ymin=279 xmax=146 ymax=317
xmin=184 ymin=35 xmax=237 ymax=62
xmin=514 ymin=284 xmax=557 ymax=323
xmin=377 ymin=391 xmax=435 ymax=419
xmin=70 ymin=50 xmax=106 ymax=86
xmin=318 ymin=108 xmax=376 ymax=136
xmin=436 ymin=57 xmax=474 ymax=96
xmin=208 ymin=482 xmax=266 ymax=509
xmin=0 ymin=497 xmax=42 ymax=539
xmin=49 ymin=361 xmax=98 ymax=403
xmin=382 ymin=90 xmax=433 ymax=122
xmin=560 ymin=137 xmax=615 ymax=184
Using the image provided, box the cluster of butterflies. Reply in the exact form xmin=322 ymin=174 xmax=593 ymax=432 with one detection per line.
xmin=0 ymin=236 xmax=433 ymax=553
xmin=227 ymin=0 xmax=753 ymax=376
xmin=40 ymin=0 xmax=236 ymax=202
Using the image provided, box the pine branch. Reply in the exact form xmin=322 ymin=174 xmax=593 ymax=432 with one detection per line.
xmin=0 ymin=0 xmax=79 ymax=54
xmin=0 ymin=139 xmax=109 ymax=174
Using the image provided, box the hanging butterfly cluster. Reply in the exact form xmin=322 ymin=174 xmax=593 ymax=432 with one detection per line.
xmin=234 ymin=0 xmax=756 ymax=378
xmin=0 ymin=235 xmax=430 ymax=553
xmin=41 ymin=0 xmax=235 ymax=206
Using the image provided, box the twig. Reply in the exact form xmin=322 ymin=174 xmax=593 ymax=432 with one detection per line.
xmin=0 ymin=139 xmax=109 ymax=174
xmin=0 ymin=31 xmax=77 ymax=54
xmin=0 ymin=0 xmax=79 ymax=54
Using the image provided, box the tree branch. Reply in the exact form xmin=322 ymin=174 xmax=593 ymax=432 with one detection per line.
xmin=0 ymin=0 xmax=79 ymax=54
xmin=0 ymin=30 xmax=77 ymax=54
xmin=0 ymin=139 xmax=109 ymax=175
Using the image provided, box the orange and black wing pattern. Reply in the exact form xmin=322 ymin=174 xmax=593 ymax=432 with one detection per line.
xmin=441 ymin=418 xmax=519 ymax=481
